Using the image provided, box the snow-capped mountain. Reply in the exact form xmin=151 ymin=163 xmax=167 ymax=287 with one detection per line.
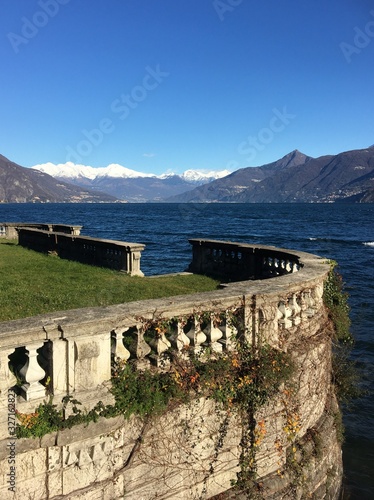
xmin=33 ymin=162 xmax=156 ymax=180
xmin=31 ymin=162 xmax=231 ymax=202
xmin=181 ymin=169 xmax=231 ymax=182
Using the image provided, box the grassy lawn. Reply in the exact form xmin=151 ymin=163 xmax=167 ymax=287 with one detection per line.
xmin=0 ymin=240 xmax=219 ymax=322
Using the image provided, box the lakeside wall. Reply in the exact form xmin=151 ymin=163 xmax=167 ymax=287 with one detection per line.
xmin=17 ymin=226 xmax=144 ymax=276
xmin=0 ymin=240 xmax=342 ymax=499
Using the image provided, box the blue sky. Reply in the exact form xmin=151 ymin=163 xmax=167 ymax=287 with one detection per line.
xmin=1 ymin=0 xmax=373 ymax=174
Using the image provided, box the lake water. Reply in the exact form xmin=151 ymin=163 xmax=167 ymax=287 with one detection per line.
xmin=1 ymin=202 xmax=373 ymax=498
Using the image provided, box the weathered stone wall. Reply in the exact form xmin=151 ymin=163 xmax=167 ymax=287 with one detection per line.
xmin=0 ymin=242 xmax=343 ymax=499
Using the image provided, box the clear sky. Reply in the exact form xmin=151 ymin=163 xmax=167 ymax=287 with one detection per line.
xmin=1 ymin=0 xmax=373 ymax=175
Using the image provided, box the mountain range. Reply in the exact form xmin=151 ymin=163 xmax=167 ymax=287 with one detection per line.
xmin=166 ymin=147 xmax=374 ymax=203
xmin=32 ymin=163 xmax=231 ymax=202
xmin=1 ymin=146 xmax=373 ymax=203
xmin=0 ymin=154 xmax=118 ymax=203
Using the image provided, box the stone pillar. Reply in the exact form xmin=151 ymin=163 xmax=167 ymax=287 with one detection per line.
xmin=52 ymin=338 xmax=69 ymax=395
xmin=73 ymin=333 xmax=111 ymax=392
xmin=130 ymin=249 xmax=144 ymax=277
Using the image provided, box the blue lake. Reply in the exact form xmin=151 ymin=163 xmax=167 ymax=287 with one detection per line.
xmin=1 ymin=202 xmax=373 ymax=498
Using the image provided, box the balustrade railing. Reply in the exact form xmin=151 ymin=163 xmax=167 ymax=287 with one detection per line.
xmin=0 ymin=241 xmax=329 ymax=440
xmin=188 ymin=239 xmax=302 ymax=281
xmin=17 ymin=228 xmax=145 ymax=275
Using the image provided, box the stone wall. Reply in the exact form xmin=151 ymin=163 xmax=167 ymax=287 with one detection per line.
xmin=0 ymin=242 xmax=342 ymax=499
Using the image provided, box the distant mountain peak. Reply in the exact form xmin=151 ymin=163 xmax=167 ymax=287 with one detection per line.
xmin=181 ymin=169 xmax=232 ymax=182
xmin=32 ymin=162 xmax=155 ymax=180
xmin=266 ymin=149 xmax=311 ymax=171
xmin=282 ymin=149 xmax=309 ymax=160
xmin=166 ymin=146 xmax=374 ymax=204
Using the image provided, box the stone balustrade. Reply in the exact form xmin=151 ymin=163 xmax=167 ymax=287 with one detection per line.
xmin=0 ymin=223 xmax=82 ymax=239
xmin=188 ymin=238 xmax=302 ymax=281
xmin=17 ymin=227 xmax=144 ymax=276
xmin=0 ymin=241 xmax=342 ymax=499
xmin=0 ymin=242 xmax=327 ymax=422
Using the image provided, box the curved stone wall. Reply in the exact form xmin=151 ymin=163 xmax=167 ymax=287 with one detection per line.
xmin=0 ymin=241 xmax=342 ymax=499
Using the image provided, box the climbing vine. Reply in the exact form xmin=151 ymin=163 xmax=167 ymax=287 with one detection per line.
xmin=12 ymin=258 xmax=360 ymax=498
xmin=16 ymin=310 xmax=295 ymax=495
xmin=323 ymin=260 xmax=362 ymax=406
xmin=323 ymin=260 xmax=353 ymax=345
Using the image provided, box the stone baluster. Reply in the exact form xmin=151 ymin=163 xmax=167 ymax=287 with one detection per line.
xmin=268 ymin=258 xmax=274 ymax=275
xmin=313 ymin=283 xmax=324 ymax=308
xmin=299 ymin=292 xmax=308 ymax=321
xmin=277 ymin=301 xmax=293 ymax=329
xmin=185 ymin=317 xmax=207 ymax=354
xmin=303 ymin=291 xmax=316 ymax=318
xmin=134 ymin=324 xmax=151 ymax=368
xmin=289 ymin=293 xmax=301 ymax=326
xmin=274 ymin=258 xmax=280 ymax=275
xmin=150 ymin=330 xmax=172 ymax=367
xmin=291 ymin=261 xmax=299 ymax=273
xmin=203 ymin=315 xmax=223 ymax=352
xmin=18 ymin=342 xmax=46 ymax=401
xmin=170 ymin=321 xmax=190 ymax=356
xmin=111 ymin=330 xmax=131 ymax=363
xmin=218 ymin=313 xmax=237 ymax=351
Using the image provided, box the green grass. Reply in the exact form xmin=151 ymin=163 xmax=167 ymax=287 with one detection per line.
xmin=0 ymin=240 xmax=219 ymax=322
